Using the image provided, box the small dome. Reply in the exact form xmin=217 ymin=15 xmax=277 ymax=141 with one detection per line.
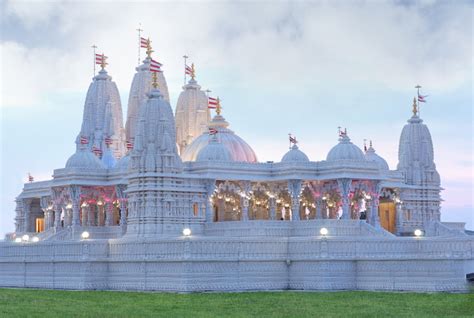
xmin=181 ymin=115 xmax=257 ymax=163
xmin=365 ymin=143 xmax=389 ymax=170
xmin=327 ymin=134 xmax=365 ymax=161
xmin=116 ymin=153 xmax=130 ymax=171
xmin=196 ymin=138 xmax=232 ymax=162
xmin=65 ymin=147 xmax=105 ymax=169
xmin=281 ymin=144 xmax=309 ymax=162
xmin=101 ymin=148 xmax=117 ymax=169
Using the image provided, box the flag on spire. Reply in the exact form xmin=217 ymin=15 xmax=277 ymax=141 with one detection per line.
xmin=185 ymin=64 xmax=193 ymax=76
xmin=418 ymin=93 xmax=428 ymax=103
xmin=95 ymin=53 xmax=107 ymax=65
xmin=80 ymin=136 xmax=88 ymax=145
xmin=28 ymin=173 xmax=34 ymax=183
xmin=104 ymin=136 xmax=113 ymax=146
xmin=126 ymin=141 xmax=133 ymax=150
xmin=150 ymin=59 xmax=162 ymax=72
xmin=140 ymin=37 xmax=149 ymax=48
xmin=208 ymin=97 xmax=218 ymax=109
xmin=289 ymin=135 xmax=298 ymax=145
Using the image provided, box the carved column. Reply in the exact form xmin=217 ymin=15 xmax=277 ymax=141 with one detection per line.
xmin=69 ymin=186 xmax=81 ymax=227
xmin=81 ymin=204 xmax=89 ymax=226
xmin=54 ymin=203 xmax=62 ymax=229
xmin=337 ymin=179 xmax=352 ymax=220
xmin=288 ymin=180 xmax=302 ymax=221
xmin=395 ymin=199 xmax=403 ymax=235
xmin=105 ymin=202 xmax=114 ymax=226
xmin=116 ymin=185 xmax=128 ymax=226
xmin=369 ymin=181 xmax=382 ymax=227
xmin=315 ymin=197 xmax=323 ymax=219
xmin=204 ymin=180 xmax=216 ymax=223
xmin=240 ymin=181 xmax=251 ymax=221
xmin=40 ymin=196 xmax=50 ymax=230
xmin=22 ymin=198 xmax=32 ymax=232
xmin=269 ymin=197 xmax=276 ymax=220
xmin=88 ymin=205 xmax=95 ymax=226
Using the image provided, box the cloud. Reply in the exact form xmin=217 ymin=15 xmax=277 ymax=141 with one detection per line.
xmin=1 ymin=1 xmax=472 ymax=108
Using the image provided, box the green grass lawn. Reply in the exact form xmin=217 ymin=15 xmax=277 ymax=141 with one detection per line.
xmin=0 ymin=288 xmax=472 ymax=317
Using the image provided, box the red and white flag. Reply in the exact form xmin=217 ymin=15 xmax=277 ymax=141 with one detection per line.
xmin=185 ymin=65 xmax=193 ymax=75
xmin=150 ymin=59 xmax=162 ymax=73
xmin=126 ymin=141 xmax=133 ymax=150
xmin=104 ymin=137 xmax=113 ymax=146
xmin=289 ymin=135 xmax=297 ymax=144
xmin=418 ymin=93 xmax=428 ymax=103
xmin=140 ymin=37 xmax=149 ymax=48
xmin=92 ymin=146 xmax=102 ymax=156
xmin=95 ymin=53 xmax=107 ymax=65
xmin=28 ymin=173 xmax=34 ymax=182
xmin=80 ymin=136 xmax=88 ymax=145
xmin=208 ymin=97 xmax=218 ymax=109
xmin=209 ymin=128 xmax=218 ymax=135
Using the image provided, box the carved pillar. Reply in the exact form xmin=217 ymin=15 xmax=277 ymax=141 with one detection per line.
xmin=337 ymin=179 xmax=352 ymax=220
xmin=81 ymin=204 xmax=89 ymax=226
xmin=22 ymin=198 xmax=32 ymax=232
xmin=240 ymin=181 xmax=251 ymax=221
xmin=315 ymin=197 xmax=323 ymax=219
xmin=88 ymin=205 xmax=95 ymax=226
xmin=269 ymin=197 xmax=276 ymax=220
xmin=369 ymin=182 xmax=382 ymax=227
xmin=69 ymin=186 xmax=81 ymax=227
xmin=288 ymin=180 xmax=302 ymax=221
xmin=14 ymin=199 xmax=24 ymax=233
xmin=54 ymin=203 xmax=62 ymax=229
xmin=105 ymin=202 xmax=114 ymax=226
xmin=395 ymin=199 xmax=403 ymax=235
xmin=97 ymin=203 xmax=105 ymax=226
xmin=116 ymin=185 xmax=128 ymax=226
xmin=204 ymin=180 xmax=216 ymax=223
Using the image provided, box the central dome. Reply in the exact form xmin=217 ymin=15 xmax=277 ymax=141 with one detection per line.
xmin=181 ymin=115 xmax=257 ymax=162
xmin=327 ymin=133 xmax=365 ymax=161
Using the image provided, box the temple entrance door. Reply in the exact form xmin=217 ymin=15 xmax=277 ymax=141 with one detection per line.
xmin=378 ymin=201 xmax=396 ymax=233
xmin=35 ymin=218 xmax=45 ymax=233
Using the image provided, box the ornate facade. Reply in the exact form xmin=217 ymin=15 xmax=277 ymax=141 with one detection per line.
xmin=1 ymin=47 xmax=473 ymax=292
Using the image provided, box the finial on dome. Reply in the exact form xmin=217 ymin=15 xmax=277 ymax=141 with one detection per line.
xmin=412 ymin=97 xmax=418 ymax=116
xmin=363 ymin=139 xmax=367 ymax=152
xmin=191 ymin=63 xmax=196 ymax=80
xmin=369 ymin=140 xmax=373 ymax=148
xmin=146 ymin=38 xmax=153 ymax=58
xmin=216 ymin=97 xmax=222 ymax=115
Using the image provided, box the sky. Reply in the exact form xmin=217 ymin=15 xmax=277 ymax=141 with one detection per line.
xmin=0 ymin=0 xmax=473 ymax=237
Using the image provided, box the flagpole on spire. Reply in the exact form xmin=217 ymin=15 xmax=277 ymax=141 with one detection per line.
xmin=216 ymin=97 xmax=222 ymax=115
xmin=136 ymin=23 xmax=143 ymax=66
xmin=183 ymin=55 xmax=188 ymax=85
xmin=91 ymin=44 xmax=97 ymax=76
xmin=415 ymin=84 xmax=421 ymax=117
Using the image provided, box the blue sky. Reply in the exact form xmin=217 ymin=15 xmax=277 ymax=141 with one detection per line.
xmin=1 ymin=0 xmax=473 ymax=237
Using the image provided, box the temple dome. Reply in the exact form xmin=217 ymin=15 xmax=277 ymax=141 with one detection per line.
xmin=125 ymin=57 xmax=170 ymax=143
xmin=196 ymin=137 xmax=232 ymax=162
xmin=281 ymin=144 xmax=309 ymax=162
xmin=65 ymin=147 xmax=105 ymax=169
xmin=115 ymin=153 xmax=130 ymax=171
xmin=101 ymin=147 xmax=117 ymax=169
xmin=175 ymin=78 xmax=210 ymax=154
xmin=181 ymin=115 xmax=257 ymax=162
xmin=327 ymin=133 xmax=365 ymax=161
xmin=365 ymin=142 xmax=389 ymax=171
